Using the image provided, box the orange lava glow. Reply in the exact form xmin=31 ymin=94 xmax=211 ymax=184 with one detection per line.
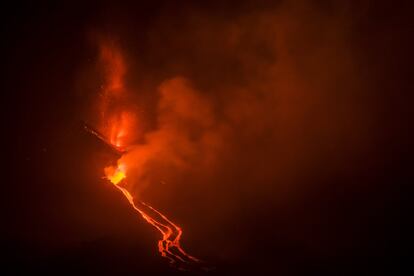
xmin=104 ymin=162 xmax=200 ymax=266
xmin=104 ymin=164 xmax=126 ymax=185
xmin=96 ymin=39 xmax=138 ymax=150
xmin=96 ymin=39 xmax=199 ymax=269
xmin=108 ymin=111 xmax=136 ymax=150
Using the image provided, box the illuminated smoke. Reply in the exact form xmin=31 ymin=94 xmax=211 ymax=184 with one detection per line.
xmin=82 ymin=1 xmax=376 ymax=266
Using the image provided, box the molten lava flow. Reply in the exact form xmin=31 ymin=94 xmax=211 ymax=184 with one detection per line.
xmin=104 ymin=162 xmax=200 ymax=266
xmin=93 ymin=40 xmax=200 ymax=269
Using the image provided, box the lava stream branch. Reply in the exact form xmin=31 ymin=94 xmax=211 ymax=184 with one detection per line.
xmin=140 ymin=201 xmax=200 ymax=262
xmin=110 ymin=180 xmax=200 ymax=266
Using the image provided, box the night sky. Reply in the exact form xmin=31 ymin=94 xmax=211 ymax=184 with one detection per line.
xmin=3 ymin=1 xmax=411 ymax=275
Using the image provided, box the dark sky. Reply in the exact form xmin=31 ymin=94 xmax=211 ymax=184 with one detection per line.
xmin=3 ymin=1 xmax=411 ymax=275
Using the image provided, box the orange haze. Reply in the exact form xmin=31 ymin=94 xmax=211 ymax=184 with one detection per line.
xmin=81 ymin=1 xmax=379 ymax=265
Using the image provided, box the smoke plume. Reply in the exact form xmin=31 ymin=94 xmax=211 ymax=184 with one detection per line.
xmin=82 ymin=1 xmax=380 ymax=265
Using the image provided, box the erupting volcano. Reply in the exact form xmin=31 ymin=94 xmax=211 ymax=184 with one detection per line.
xmin=87 ymin=39 xmax=200 ymax=270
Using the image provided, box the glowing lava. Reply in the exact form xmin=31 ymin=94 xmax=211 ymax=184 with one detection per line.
xmin=92 ymin=39 xmax=200 ymax=269
xmin=104 ymin=160 xmax=200 ymax=267
xmin=104 ymin=164 xmax=126 ymax=185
